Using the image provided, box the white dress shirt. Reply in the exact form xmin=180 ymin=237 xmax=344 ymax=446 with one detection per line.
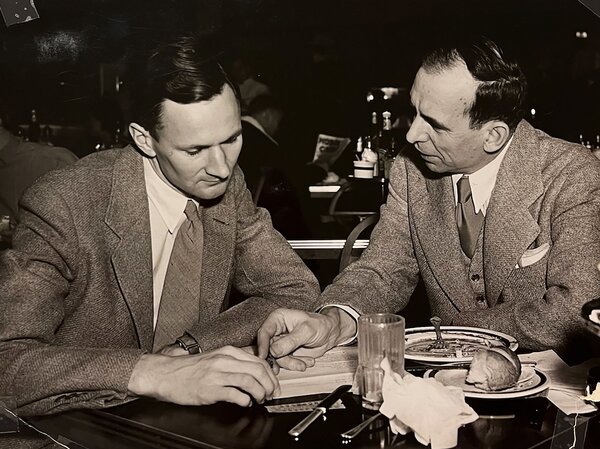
xmin=143 ymin=157 xmax=199 ymax=328
xmin=451 ymin=138 xmax=512 ymax=215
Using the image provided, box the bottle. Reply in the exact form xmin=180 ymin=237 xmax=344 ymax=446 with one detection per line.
xmin=27 ymin=109 xmax=41 ymax=142
xmin=41 ymin=125 xmax=53 ymax=145
xmin=593 ymin=134 xmax=600 ymax=160
xmin=361 ymin=138 xmax=379 ymax=177
xmin=377 ymin=111 xmax=397 ymax=178
xmin=369 ymin=111 xmax=380 ymax=151
xmin=355 ymin=136 xmax=364 ymax=160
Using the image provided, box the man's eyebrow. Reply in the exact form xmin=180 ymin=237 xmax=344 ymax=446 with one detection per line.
xmin=179 ymin=129 xmax=242 ymax=151
xmin=420 ymin=112 xmax=451 ymax=131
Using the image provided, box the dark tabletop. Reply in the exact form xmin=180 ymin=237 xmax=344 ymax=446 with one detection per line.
xmin=3 ymin=392 xmax=597 ymax=449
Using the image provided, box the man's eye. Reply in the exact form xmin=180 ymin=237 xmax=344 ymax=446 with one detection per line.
xmin=225 ymin=135 xmax=240 ymax=145
xmin=187 ymin=149 xmax=203 ymax=156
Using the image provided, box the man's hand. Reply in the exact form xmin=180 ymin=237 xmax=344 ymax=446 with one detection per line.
xmin=158 ymin=343 xmax=188 ymax=356
xmin=128 ymin=346 xmax=280 ymax=407
xmin=256 ymin=308 xmax=356 ymax=369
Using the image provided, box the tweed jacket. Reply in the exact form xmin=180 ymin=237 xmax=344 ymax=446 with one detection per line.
xmin=0 ymin=146 xmax=320 ymax=416
xmin=320 ymin=121 xmax=600 ymax=352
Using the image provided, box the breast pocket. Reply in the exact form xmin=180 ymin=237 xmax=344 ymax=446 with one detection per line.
xmin=501 ymin=250 xmax=550 ymax=304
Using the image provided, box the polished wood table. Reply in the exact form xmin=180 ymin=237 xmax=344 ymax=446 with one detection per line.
xmin=4 ymin=392 xmax=598 ymax=449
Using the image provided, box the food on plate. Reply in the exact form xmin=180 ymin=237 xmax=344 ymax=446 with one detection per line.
xmin=405 ymin=335 xmax=503 ymax=358
xmin=465 ymin=347 xmax=521 ymax=391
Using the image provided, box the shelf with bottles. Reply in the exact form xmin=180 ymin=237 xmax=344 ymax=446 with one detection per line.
xmin=578 ymin=132 xmax=600 ymax=160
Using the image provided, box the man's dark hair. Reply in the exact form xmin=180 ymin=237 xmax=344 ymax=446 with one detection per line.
xmin=132 ymin=34 xmax=240 ymax=139
xmin=421 ymin=35 xmax=527 ymax=132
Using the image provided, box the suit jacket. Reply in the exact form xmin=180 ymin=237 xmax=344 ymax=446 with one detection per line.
xmin=0 ymin=146 xmax=320 ymax=416
xmin=320 ymin=121 xmax=600 ymax=353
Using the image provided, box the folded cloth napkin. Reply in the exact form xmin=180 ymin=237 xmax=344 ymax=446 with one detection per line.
xmin=519 ymin=350 xmax=598 ymax=415
xmin=379 ymin=358 xmax=478 ymax=449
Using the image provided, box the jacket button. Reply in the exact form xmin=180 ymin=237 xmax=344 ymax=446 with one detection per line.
xmin=471 ymin=274 xmax=480 ymax=281
xmin=476 ymin=296 xmax=486 ymax=304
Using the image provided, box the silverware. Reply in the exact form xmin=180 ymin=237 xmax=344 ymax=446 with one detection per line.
xmin=288 ymin=384 xmax=351 ymax=437
xmin=429 ymin=316 xmax=447 ymax=349
xmin=341 ymin=412 xmax=383 ymax=439
xmin=405 ymin=360 xmax=537 ymax=372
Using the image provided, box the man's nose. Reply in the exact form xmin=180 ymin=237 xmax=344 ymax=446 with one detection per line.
xmin=206 ymin=146 xmax=231 ymax=179
xmin=406 ymin=116 xmax=427 ymax=144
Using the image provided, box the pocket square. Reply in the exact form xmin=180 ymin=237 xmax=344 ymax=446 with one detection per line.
xmin=515 ymin=242 xmax=550 ymax=269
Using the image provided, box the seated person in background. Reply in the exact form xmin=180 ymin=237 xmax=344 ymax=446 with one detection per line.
xmin=257 ymin=34 xmax=600 ymax=364
xmin=0 ymin=115 xmax=77 ymax=221
xmin=0 ymin=33 xmax=320 ymax=416
xmin=237 ymin=94 xmax=311 ymax=238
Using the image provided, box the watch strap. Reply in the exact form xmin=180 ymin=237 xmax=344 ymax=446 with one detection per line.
xmin=176 ymin=332 xmax=201 ymax=354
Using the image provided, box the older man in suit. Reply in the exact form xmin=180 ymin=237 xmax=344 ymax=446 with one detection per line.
xmin=257 ymin=35 xmax=600 ymax=363
xmin=0 ymin=34 xmax=320 ymax=416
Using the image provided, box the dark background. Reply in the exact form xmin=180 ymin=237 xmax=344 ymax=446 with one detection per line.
xmin=0 ymin=0 xmax=599 ymax=160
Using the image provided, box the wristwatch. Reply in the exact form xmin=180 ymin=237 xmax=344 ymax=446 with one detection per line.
xmin=175 ymin=332 xmax=201 ymax=354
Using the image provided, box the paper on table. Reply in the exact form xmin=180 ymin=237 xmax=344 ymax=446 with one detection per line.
xmin=274 ymin=346 xmax=358 ymax=399
xmin=519 ymin=350 xmax=598 ymax=415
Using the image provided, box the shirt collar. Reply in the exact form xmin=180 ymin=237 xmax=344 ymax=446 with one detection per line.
xmin=143 ymin=157 xmax=194 ymax=234
xmin=451 ymin=135 xmax=513 ymax=214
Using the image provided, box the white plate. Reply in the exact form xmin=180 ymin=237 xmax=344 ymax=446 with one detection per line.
xmin=404 ymin=326 xmax=518 ymax=363
xmin=423 ymin=367 xmax=550 ymax=399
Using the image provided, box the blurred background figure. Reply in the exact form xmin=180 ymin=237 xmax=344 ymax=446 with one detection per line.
xmin=0 ymin=100 xmax=78 ymax=223
xmin=237 ymin=94 xmax=311 ymax=239
xmin=83 ymin=95 xmax=127 ymax=152
xmin=228 ymin=54 xmax=271 ymax=112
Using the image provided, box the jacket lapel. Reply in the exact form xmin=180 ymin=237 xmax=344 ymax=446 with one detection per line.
xmin=410 ymin=167 xmax=474 ymax=311
xmin=483 ymin=122 xmax=543 ymax=305
xmin=105 ymin=147 xmax=154 ymax=351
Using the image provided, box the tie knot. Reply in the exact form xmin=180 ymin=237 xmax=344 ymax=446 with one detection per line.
xmin=457 ymin=176 xmax=472 ymax=204
xmin=184 ymin=200 xmax=199 ymax=222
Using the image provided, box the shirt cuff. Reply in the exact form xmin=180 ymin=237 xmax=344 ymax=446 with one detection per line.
xmin=317 ymin=304 xmax=360 ymax=346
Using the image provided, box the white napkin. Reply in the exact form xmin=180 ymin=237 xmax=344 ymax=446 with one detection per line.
xmin=379 ymin=358 xmax=478 ymax=449
xmin=519 ymin=350 xmax=598 ymax=415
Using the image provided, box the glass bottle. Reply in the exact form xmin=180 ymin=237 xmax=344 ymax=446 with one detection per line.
xmin=378 ymin=111 xmax=397 ymax=178
xmin=27 ymin=109 xmax=41 ymax=143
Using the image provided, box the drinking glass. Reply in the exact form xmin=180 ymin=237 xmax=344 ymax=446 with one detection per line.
xmin=358 ymin=313 xmax=405 ymax=410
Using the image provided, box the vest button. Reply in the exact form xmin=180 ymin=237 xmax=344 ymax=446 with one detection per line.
xmin=476 ymin=296 xmax=486 ymax=304
xmin=471 ymin=274 xmax=480 ymax=281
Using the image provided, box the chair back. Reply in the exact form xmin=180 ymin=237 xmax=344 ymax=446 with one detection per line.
xmin=338 ymin=214 xmax=379 ymax=272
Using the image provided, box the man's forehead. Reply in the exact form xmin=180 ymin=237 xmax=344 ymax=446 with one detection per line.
xmin=412 ymin=65 xmax=477 ymax=111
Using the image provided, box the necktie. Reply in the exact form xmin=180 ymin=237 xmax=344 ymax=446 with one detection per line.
xmin=153 ymin=200 xmax=203 ymax=352
xmin=456 ymin=176 xmax=484 ymax=259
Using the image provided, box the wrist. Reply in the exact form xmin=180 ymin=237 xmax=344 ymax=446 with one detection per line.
xmin=128 ymin=354 xmax=155 ymax=396
xmin=321 ymin=307 xmax=357 ymax=346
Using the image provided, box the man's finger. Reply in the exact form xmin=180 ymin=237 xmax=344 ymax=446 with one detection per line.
xmin=269 ymin=331 xmax=306 ymax=358
xmin=257 ymin=314 xmax=283 ymax=358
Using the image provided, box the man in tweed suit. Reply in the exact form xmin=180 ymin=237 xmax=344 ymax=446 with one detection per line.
xmin=257 ymin=35 xmax=600 ymax=363
xmin=0 ymin=35 xmax=320 ymax=416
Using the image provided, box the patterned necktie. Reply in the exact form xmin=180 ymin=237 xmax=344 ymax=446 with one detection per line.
xmin=153 ymin=200 xmax=203 ymax=352
xmin=456 ymin=176 xmax=485 ymax=259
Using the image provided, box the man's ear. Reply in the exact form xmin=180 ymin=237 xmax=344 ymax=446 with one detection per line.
xmin=129 ymin=122 xmax=156 ymax=157
xmin=483 ymin=121 xmax=511 ymax=154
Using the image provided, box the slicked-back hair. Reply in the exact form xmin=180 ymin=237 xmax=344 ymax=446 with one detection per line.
xmin=132 ymin=34 xmax=240 ymax=139
xmin=421 ymin=35 xmax=527 ymax=132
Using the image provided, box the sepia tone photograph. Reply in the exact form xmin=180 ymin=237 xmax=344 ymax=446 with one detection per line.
xmin=0 ymin=1 xmax=599 ymax=448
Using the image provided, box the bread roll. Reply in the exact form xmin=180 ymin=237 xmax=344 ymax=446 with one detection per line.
xmin=465 ymin=347 xmax=521 ymax=391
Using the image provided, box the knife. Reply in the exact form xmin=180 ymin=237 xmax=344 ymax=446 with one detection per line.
xmin=288 ymin=384 xmax=351 ymax=437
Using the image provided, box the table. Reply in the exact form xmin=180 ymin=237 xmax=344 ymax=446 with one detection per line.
xmin=4 ymin=393 xmax=598 ymax=449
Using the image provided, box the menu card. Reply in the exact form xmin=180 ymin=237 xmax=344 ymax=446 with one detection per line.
xmin=311 ymin=134 xmax=351 ymax=169
xmin=274 ymin=346 xmax=357 ymax=399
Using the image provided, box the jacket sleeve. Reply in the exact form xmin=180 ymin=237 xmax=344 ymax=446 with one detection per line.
xmin=317 ymin=155 xmax=420 ymax=314
xmin=0 ymin=181 xmax=143 ymax=416
xmin=188 ymin=168 xmax=322 ymax=351
xmin=453 ymin=154 xmax=600 ymax=352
